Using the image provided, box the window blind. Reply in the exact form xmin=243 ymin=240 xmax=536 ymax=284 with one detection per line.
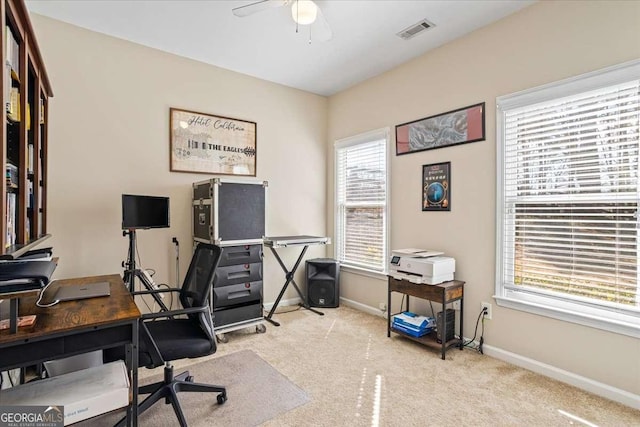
xmin=501 ymin=79 xmax=640 ymax=313
xmin=335 ymin=137 xmax=387 ymax=271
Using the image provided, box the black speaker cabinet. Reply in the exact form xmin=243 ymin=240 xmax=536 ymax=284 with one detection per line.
xmin=306 ymin=258 xmax=340 ymax=308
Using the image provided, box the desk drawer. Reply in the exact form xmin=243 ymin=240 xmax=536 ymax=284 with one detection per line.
xmin=0 ymin=340 xmax=65 ymax=370
xmin=0 ymin=324 xmax=134 ymax=370
xmin=214 ymin=263 xmax=262 ymax=287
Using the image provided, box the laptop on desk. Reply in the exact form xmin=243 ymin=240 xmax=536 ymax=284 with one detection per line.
xmin=53 ymin=281 xmax=111 ymax=302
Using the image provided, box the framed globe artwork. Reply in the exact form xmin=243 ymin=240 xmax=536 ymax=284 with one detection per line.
xmin=422 ymin=162 xmax=451 ymax=211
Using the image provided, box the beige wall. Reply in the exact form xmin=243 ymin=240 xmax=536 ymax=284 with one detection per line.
xmin=31 ymin=15 xmax=328 ymax=306
xmin=30 ymin=0 xmax=640 ymax=401
xmin=327 ymin=1 xmax=640 ymax=396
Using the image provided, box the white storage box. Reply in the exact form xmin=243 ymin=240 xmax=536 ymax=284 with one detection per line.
xmin=1 ymin=360 xmax=129 ymax=425
xmin=43 ymin=350 xmax=103 ymax=377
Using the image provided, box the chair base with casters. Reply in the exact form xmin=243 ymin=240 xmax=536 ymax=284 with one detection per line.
xmin=108 ymin=243 xmax=228 ymax=427
xmin=116 ymin=362 xmax=226 ymax=427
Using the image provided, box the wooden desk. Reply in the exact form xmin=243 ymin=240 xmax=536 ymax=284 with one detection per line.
xmin=0 ymin=274 xmax=141 ymax=426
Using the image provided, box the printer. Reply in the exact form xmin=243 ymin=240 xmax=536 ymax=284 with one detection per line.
xmin=389 ymin=248 xmax=455 ymax=285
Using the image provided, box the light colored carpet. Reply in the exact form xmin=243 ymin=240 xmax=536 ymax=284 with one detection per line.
xmin=80 ymin=349 xmax=309 ymax=426
xmin=204 ymin=306 xmax=640 ymax=427
xmin=86 ymin=305 xmax=639 ymax=426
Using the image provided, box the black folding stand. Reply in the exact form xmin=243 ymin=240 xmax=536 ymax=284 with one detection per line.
xmin=122 ymin=229 xmax=169 ymax=312
xmin=263 ymin=235 xmax=330 ymax=327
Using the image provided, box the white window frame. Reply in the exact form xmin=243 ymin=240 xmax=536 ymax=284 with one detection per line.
xmin=496 ymin=59 xmax=640 ymax=338
xmin=334 ymin=128 xmax=390 ymax=276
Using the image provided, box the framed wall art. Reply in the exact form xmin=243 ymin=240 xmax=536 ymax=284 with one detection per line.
xmin=396 ymin=102 xmax=485 ymax=155
xmin=170 ymin=107 xmax=257 ymax=176
xmin=422 ymin=162 xmax=450 ymax=211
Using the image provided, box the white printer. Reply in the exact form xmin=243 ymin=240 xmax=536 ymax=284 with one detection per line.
xmin=389 ymin=248 xmax=455 ymax=285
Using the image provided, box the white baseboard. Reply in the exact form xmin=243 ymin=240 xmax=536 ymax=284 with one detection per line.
xmin=483 ymin=344 xmax=640 ymax=410
xmin=342 ymin=298 xmax=640 ymax=410
xmin=340 ymin=297 xmax=386 ymax=318
xmin=263 ymin=297 xmax=302 ymax=310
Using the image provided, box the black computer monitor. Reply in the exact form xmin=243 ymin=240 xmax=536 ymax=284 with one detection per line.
xmin=121 ymin=194 xmax=170 ymax=230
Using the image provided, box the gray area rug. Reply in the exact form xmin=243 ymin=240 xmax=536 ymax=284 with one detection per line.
xmin=80 ymin=349 xmax=310 ymax=426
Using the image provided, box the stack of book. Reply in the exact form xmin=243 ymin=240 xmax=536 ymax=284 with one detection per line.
xmin=5 ymin=162 xmax=17 ymax=188
xmin=392 ymin=311 xmax=436 ymax=337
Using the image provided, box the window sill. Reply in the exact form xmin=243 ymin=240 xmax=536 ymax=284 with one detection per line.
xmin=339 ymin=265 xmax=387 ymax=281
xmin=495 ymin=294 xmax=640 ymax=339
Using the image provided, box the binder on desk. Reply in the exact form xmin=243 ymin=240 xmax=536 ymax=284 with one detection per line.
xmin=0 ymin=260 xmax=56 ymax=294
xmin=18 ymin=247 xmax=53 ymax=261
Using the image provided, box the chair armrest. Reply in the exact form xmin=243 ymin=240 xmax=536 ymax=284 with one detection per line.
xmin=141 ymin=305 xmax=208 ymax=321
xmin=132 ymin=288 xmax=180 ymax=296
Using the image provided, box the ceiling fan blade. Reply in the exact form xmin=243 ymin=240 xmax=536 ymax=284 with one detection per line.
xmin=313 ymin=5 xmax=332 ymax=41
xmin=232 ymin=0 xmax=290 ymax=18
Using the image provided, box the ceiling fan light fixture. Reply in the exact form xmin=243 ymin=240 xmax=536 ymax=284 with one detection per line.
xmin=291 ymin=0 xmax=318 ymax=25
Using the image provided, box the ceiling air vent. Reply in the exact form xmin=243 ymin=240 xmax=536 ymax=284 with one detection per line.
xmin=397 ymin=19 xmax=435 ymax=40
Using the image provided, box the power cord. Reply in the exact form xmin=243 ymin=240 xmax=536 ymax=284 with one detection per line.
xmin=263 ymin=305 xmax=302 ymax=315
xmin=35 ymin=280 xmax=60 ymax=308
xmin=479 ymin=313 xmax=486 ymax=354
xmin=463 ymin=306 xmax=488 ymax=353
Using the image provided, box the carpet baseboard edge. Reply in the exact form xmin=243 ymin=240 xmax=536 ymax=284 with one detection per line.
xmin=341 ymin=297 xmax=640 ymax=411
xmin=263 ymin=297 xmax=303 ymax=310
xmin=483 ymin=344 xmax=640 ymax=410
xmin=340 ymin=297 xmax=386 ymax=317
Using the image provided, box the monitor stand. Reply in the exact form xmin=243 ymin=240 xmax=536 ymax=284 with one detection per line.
xmin=122 ymin=229 xmax=170 ymax=312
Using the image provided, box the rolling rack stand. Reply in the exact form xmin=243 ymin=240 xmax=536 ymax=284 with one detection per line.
xmin=263 ymin=235 xmax=330 ymax=327
xmin=193 ymin=178 xmax=268 ymax=342
xmin=122 ymin=229 xmax=169 ymax=311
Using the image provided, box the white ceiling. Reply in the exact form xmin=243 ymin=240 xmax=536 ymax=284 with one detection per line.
xmin=26 ymin=0 xmax=534 ymax=96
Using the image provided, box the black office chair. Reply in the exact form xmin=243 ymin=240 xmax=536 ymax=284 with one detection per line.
xmin=113 ymin=243 xmax=227 ymax=427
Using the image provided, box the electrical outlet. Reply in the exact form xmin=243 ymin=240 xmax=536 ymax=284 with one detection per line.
xmin=379 ymin=302 xmax=387 ymax=312
xmin=481 ymin=302 xmax=492 ymax=320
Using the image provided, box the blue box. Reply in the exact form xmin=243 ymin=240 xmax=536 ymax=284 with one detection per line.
xmin=392 ymin=321 xmax=432 ymax=337
xmin=393 ymin=312 xmax=436 ymax=330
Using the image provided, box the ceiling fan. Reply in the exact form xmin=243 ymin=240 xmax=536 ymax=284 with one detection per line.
xmin=232 ymin=0 xmax=333 ymax=42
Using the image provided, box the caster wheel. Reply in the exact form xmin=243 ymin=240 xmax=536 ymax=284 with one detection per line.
xmin=185 ymin=376 xmax=194 ymax=383
xmin=217 ymin=393 xmax=227 ymax=404
xmin=256 ymin=324 xmax=266 ymax=334
xmin=216 ymin=333 xmax=228 ymax=344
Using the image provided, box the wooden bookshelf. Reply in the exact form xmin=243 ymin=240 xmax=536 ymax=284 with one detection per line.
xmin=1 ymin=0 xmax=52 ymax=254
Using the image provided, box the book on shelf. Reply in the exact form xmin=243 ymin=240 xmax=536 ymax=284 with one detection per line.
xmin=4 ymin=63 xmax=10 ymax=114
xmin=26 ymin=103 xmax=31 ymax=130
xmin=28 ymin=144 xmax=34 ymax=173
xmin=7 ymin=87 xmax=20 ymax=122
xmin=5 ymin=26 xmax=19 ymax=77
xmin=5 ymin=192 xmax=16 ymax=248
xmin=27 ymin=181 xmax=33 ymax=209
xmin=39 ymin=98 xmax=45 ymax=124
xmin=5 ymin=162 xmax=17 ymax=187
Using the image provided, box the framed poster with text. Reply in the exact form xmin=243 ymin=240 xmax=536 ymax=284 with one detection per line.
xmin=422 ymin=162 xmax=450 ymax=211
xmin=170 ymin=108 xmax=257 ymax=176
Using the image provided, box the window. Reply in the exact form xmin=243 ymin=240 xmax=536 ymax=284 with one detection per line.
xmin=335 ymin=128 xmax=389 ymax=273
xmin=496 ymin=60 xmax=640 ymax=337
